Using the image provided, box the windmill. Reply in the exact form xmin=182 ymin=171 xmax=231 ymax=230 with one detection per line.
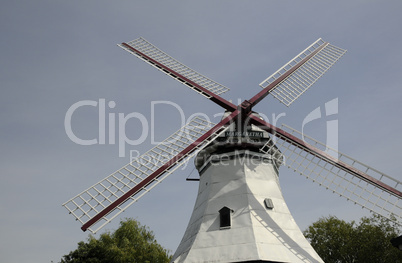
xmin=63 ymin=37 xmax=402 ymax=263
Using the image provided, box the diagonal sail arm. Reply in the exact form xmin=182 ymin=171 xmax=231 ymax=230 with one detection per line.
xmin=63 ymin=112 xmax=239 ymax=233
xmin=118 ymin=37 xmax=236 ymax=112
xmin=250 ymin=115 xmax=402 ymax=224
xmin=250 ymin=115 xmax=401 ymax=197
xmin=255 ymin=38 xmax=346 ymax=107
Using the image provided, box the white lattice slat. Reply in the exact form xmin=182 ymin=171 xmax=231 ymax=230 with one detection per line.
xmin=63 ymin=117 xmax=228 ymax=233
xmin=118 ymin=37 xmax=230 ymax=98
xmin=259 ymin=124 xmax=402 ymax=225
xmin=259 ymin=39 xmax=346 ymax=106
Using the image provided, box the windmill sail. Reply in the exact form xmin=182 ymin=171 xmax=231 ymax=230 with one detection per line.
xmin=258 ymin=122 xmax=402 ymax=224
xmin=63 ymin=117 xmax=229 ymax=233
xmin=259 ymin=38 xmax=347 ymax=106
xmin=118 ymin=37 xmax=236 ymax=111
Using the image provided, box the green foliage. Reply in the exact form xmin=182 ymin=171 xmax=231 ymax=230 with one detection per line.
xmin=303 ymin=214 xmax=402 ymax=263
xmin=60 ymin=218 xmax=171 ymax=263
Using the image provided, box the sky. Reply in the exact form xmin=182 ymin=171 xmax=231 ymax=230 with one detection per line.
xmin=1 ymin=1 xmax=402 ymax=262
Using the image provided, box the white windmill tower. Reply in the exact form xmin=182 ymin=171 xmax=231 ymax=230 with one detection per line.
xmin=63 ymin=37 xmax=402 ymax=263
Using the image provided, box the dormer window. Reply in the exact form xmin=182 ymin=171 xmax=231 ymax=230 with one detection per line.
xmin=219 ymin=206 xmax=233 ymax=229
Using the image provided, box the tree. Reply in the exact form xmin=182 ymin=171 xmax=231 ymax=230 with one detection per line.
xmin=303 ymin=214 xmax=402 ymax=263
xmin=60 ymin=218 xmax=171 ymax=263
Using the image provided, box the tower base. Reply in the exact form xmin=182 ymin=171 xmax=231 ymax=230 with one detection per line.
xmin=171 ymin=150 xmax=323 ymax=263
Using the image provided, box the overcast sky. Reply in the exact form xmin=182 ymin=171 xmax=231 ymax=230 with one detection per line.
xmin=1 ymin=1 xmax=402 ymax=262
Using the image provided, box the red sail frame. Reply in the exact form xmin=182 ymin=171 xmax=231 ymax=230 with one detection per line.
xmin=80 ymin=110 xmax=240 ymax=231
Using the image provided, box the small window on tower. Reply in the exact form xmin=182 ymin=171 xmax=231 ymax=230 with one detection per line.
xmin=219 ymin=206 xmax=233 ymax=229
